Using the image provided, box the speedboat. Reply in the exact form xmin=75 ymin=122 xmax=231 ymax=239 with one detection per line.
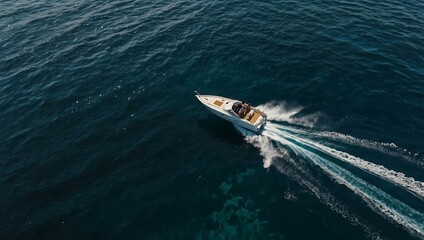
xmin=195 ymin=91 xmax=267 ymax=133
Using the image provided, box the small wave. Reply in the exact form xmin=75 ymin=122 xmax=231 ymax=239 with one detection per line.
xmin=298 ymin=148 xmax=424 ymax=238
xmin=255 ymin=101 xmax=321 ymax=128
xmin=234 ymin=125 xmax=289 ymax=168
xmin=310 ymin=130 xmax=424 ymax=167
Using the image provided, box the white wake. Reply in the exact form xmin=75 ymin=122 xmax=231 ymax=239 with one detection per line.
xmin=255 ymin=101 xmax=322 ymax=128
xmin=234 ymin=101 xmax=424 ymax=238
xmin=267 ymin=123 xmax=424 ymax=199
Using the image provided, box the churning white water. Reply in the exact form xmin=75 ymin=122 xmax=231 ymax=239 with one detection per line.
xmin=234 ymin=102 xmax=424 ymax=237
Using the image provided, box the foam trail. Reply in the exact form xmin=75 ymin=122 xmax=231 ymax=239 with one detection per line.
xmin=234 ymin=125 xmax=290 ymax=168
xmin=255 ymin=101 xmax=321 ymax=128
xmin=262 ymin=130 xmax=424 ymax=237
xmin=271 ymin=124 xmax=423 ymax=167
xmin=266 ymin=123 xmax=424 ymax=199
xmin=235 ymin=125 xmax=382 ymax=238
xmin=256 ymin=102 xmax=301 ymax=122
xmin=260 ymin=102 xmax=422 ymax=166
xmin=234 ymin=100 xmax=424 ymax=236
xmin=247 ymin=134 xmax=383 ymax=239
xmin=311 ymin=131 xmax=423 ymax=167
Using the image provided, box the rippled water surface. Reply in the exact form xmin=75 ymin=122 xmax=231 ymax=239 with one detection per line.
xmin=1 ymin=0 xmax=423 ymax=239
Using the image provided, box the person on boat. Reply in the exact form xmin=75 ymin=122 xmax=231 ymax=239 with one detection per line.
xmin=232 ymin=102 xmax=251 ymax=117
xmin=245 ymin=104 xmax=250 ymax=114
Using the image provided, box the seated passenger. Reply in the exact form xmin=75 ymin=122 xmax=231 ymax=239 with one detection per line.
xmin=245 ymin=104 xmax=250 ymax=114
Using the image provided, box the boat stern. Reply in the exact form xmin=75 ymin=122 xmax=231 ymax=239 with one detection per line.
xmin=250 ymin=111 xmax=267 ymax=133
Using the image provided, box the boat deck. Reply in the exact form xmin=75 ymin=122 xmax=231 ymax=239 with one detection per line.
xmin=244 ymin=111 xmax=261 ymax=124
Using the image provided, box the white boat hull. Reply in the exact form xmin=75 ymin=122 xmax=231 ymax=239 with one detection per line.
xmin=195 ymin=93 xmax=266 ymax=133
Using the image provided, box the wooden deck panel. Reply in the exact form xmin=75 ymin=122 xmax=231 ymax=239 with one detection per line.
xmin=249 ymin=112 xmax=261 ymax=124
xmin=213 ymin=100 xmax=224 ymax=106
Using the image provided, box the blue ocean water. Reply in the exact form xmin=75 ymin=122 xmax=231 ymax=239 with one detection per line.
xmin=1 ymin=0 xmax=423 ymax=239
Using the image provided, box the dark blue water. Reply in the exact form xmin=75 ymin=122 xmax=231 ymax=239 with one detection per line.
xmin=1 ymin=0 xmax=423 ymax=239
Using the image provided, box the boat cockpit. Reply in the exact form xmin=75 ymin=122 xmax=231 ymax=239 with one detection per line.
xmin=232 ymin=102 xmax=251 ymax=118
